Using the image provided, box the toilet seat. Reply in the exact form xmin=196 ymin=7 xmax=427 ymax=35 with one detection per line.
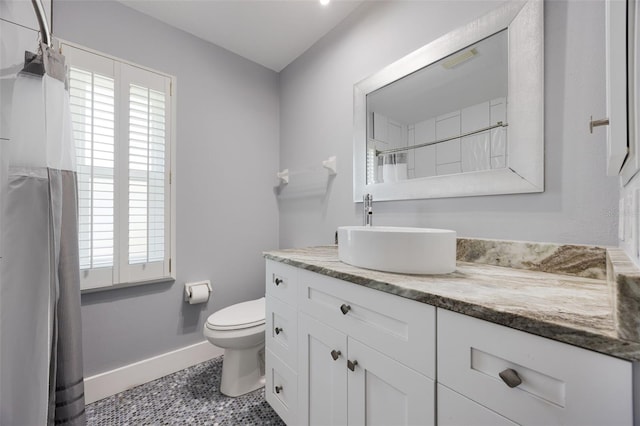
xmin=206 ymin=297 xmax=265 ymax=331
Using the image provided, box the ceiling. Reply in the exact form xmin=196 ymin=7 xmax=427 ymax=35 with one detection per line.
xmin=118 ymin=0 xmax=365 ymax=72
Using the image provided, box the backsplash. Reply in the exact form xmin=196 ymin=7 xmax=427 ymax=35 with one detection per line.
xmin=619 ymin=172 xmax=640 ymax=266
xmin=607 ymin=248 xmax=640 ymax=342
xmin=457 ymin=238 xmax=607 ymax=279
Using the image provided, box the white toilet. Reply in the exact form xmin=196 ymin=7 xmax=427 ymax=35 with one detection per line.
xmin=203 ymin=297 xmax=266 ymax=397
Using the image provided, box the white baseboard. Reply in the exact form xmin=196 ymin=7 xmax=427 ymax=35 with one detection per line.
xmin=84 ymin=341 xmax=224 ymax=404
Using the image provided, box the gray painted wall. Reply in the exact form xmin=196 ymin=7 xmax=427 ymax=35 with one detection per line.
xmin=279 ymin=0 xmax=619 ymax=248
xmin=3 ymin=0 xmax=618 ymax=378
xmin=54 ymin=0 xmax=280 ymax=376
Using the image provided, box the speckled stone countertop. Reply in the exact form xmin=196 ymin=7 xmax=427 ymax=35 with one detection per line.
xmin=264 ymin=245 xmax=640 ymax=362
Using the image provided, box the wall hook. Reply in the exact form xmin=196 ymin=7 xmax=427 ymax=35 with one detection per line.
xmin=322 ymin=156 xmax=337 ymax=175
xmin=276 ymin=169 xmax=289 ymax=184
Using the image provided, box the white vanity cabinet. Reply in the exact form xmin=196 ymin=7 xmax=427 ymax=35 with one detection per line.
xmin=265 ymin=260 xmax=436 ymax=426
xmin=265 ymin=259 xmax=635 ymax=426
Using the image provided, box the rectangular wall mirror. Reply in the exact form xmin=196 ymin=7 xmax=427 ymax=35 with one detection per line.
xmin=353 ymin=0 xmax=543 ymax=202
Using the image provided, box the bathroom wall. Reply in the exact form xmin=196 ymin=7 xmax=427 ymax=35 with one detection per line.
xmin=1 ymin=0 xmax=618 ymax=380
xmin=279 ymin=0 xmax=618 ymax=248
xmin=51 ymin=0 xmax=280 ymax=376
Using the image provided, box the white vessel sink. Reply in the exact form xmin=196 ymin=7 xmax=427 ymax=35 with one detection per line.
xmin=337 ymin=226 xmax=456 ymax=274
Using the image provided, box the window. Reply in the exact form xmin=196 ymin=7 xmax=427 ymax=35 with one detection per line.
xmin=62 ymin=43 xmax=175 ymax=290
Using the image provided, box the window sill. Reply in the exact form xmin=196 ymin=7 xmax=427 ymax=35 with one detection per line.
xmin=80 ymin=276 xmax=176 ymax=294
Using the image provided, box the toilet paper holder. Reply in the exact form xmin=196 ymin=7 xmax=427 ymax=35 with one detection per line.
xmin=184 ymin=280 xmax=213 ymax=303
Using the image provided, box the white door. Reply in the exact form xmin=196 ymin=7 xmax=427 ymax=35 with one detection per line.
xmin=606 ymin=0 xmax=630 ymax=177
xmin=298 ymin=313 xmax=348 ymax=426
xmin=347 ymin=338 xmax=435 ymax=426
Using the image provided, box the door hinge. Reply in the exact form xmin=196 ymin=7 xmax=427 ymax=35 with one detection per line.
xmin=170 ymin=81 xmax=173 ymax=97
xmin=169 ymin=258 xmax=172 ymax=273
xmin=169 ymin=171 xmax=172 ymax=184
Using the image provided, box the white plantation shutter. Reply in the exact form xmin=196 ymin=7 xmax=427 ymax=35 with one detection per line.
xmin=65 ymin=46 xmax=117 ymax=289
xmin=70 ymin=68 xmax=116 ymax=271
xmin=119 ymin=64 xmax=171 ymax=284
xmin=63 ymin=43 xmax=174 ymax=290
xmin=128 ymin=85 xmax=166 ymax=265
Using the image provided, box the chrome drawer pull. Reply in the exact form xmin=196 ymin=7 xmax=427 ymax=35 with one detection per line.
xmin=499 ymin=368 xmax=522 ymax=388
xmin=340 ymin=304 xmax=351 ymax=315
xmin=347 ymin=359 xmax=358 ymax=371
xmin=331 ymin=350 xmax=342 ymax=360
xmin=274 ymin=278 xmax=283 ymax=286
xmin=275 ymin=385 xmax=283 ymax=394
xmin=275 ymin=327 xmax=283 ymax=335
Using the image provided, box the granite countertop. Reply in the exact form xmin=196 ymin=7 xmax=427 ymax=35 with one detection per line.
xmin=264 ymin=245 xmax=640 ymax=362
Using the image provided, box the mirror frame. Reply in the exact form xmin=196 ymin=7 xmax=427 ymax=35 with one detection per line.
xmin=353 ymin=0 xmax=543 ymax=202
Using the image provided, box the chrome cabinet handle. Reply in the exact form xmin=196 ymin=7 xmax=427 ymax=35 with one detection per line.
xmin=499 ymin=368 xmax=522 ymax=388
xmin=275 ymin=327 xmax=283 ymax=335
xmin=340 ymin=304 xmax=351 ymax=315
xmin=275 ymin=385 xmax=283 ymax=394
xmin=347 ymin=359 xmax=358 ymax=371
xmin=331 ymin=350 xmax=341 ymax=360
xmin=274 ymin=278 xmax=283 ymax=286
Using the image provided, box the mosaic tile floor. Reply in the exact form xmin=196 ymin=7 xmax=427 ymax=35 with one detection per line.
xmin=86 ymin=356 xmax=285 ymax=426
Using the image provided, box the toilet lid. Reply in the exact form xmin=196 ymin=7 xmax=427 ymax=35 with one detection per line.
xmin=206 ymin=297 xmax=265 ymax=330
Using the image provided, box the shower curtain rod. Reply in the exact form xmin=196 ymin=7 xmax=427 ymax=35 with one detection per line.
xmin=31 ymin=0 xmax=52 ymax=48
xmin=375 ymin=121 xmax=508 ymax=156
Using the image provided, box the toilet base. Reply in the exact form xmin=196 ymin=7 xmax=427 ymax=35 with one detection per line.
xmin=220 ymin=344 xmax=265 ymax=397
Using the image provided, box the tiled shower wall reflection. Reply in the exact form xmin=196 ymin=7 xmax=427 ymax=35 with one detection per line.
xmin=371 ymin=98 xmax=507 ymax=182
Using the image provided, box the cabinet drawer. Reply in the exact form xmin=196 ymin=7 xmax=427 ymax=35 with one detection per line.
xmin=437 ymin=309 xmax=633 ymax=425
xmin=266 ymin=260 xmax=298 ymax=306
xmin=266 ymin=296 xmax=298 ymax=369
xmin=298 ymin=268 xmax=435 ymax=379
xmin=266 ymin=350 xmax=297 ymax=426
xmin=438 ymin=384 xmax=517 ymax=426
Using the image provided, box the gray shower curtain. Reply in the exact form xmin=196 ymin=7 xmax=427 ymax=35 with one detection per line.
xmin=0 ymin=44 xmax=86 ymax=425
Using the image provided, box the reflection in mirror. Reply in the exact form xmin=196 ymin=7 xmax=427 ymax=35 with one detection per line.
xmin=366 ymin=30 xmax=508 ymax=185
xmin=353 ymin=0 xmax=543 ymax=202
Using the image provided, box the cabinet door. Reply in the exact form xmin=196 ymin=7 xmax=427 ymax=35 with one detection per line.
xmin=298 ymin=313 xmax=348 ymax=426
xmin=605 ymin=0 xmax=629 ymax=176
xmin=347 ymin=338 xmax=435 ymax=426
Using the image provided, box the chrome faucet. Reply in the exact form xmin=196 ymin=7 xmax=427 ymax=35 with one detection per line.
xmin=363 ymin=194 xmax=373 ymax=227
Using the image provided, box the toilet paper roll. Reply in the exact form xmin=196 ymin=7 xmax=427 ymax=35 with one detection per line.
xmin=188 ymin=284 xmax=210 ymax=304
